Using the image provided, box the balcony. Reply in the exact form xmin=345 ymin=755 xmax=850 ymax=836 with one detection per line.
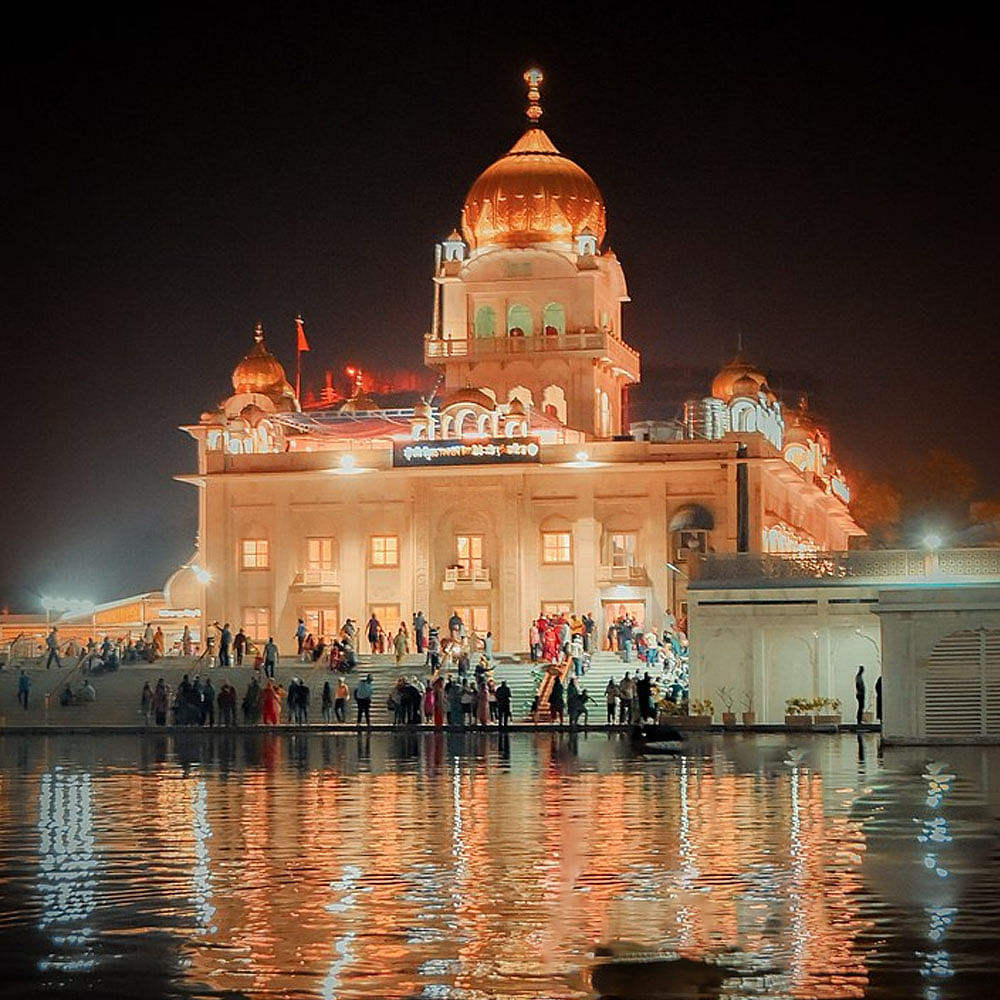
xmin=293 ymin=569 xmax=340 ymax=589
xmin=442 ymin=565 xmax=492 ymax=591
xmin=425 ymin=329 xmax=640 ymax=382
xmin=598 ymin=563 xmax=648 ymax=585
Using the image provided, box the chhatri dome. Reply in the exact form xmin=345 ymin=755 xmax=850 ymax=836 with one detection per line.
xmin=711 ymin=351 xmax=775 ymax=403
xmin=461 ymin=69 xmax=606 ymax=250
xmin=231 ymin=324 xmax=298 ymax=410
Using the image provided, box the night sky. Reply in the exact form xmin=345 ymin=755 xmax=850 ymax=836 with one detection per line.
xmin=3 ymin=8 xmax=998 ymax=612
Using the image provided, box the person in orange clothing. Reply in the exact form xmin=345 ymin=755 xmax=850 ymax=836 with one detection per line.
xmin=261 ymin=679 xmax=283 ymax=725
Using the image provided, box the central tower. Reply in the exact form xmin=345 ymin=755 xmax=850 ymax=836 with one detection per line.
xmin=425 ymin=69 xmax=640 ymax=438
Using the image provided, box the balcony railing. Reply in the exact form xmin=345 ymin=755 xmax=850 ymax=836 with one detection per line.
xmin=598 ymin=563 xmax=648 ymax=584
xmin=442 ymin=565 xmax=492 ymax=590
xmin=425 ymin=329 xmax=640 ymax=380
xmin=691 ymin=549 xmax=1000 ymax=588
xmin=293 ymin=569 xmax=340 ymax=588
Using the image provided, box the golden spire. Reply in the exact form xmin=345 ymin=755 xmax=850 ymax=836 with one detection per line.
xmin=524 ymin=67 xmax=543 ymax=126
xmin=254 ymin=322 xmax=264 ymax=344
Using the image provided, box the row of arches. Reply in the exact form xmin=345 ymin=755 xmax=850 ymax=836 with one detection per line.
xmin=475 ymin=302 xmax=566 ymax=338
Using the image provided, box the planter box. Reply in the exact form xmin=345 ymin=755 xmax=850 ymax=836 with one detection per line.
xmin=814 ymin=714 xmax=841 ymax=727
xmin=741 ymin=712 xmax=756 ymax=727
xmin=784 ymin=714 xmax=813 ymax=728
xmin=674 ymin=715 xmax=712 ymax=730
xmin=721 ymin=712 xmax=737 ymax=728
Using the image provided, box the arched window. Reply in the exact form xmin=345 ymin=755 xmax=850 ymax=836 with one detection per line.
xmin=542 ymin=385 xmax=567 ymax=424
xmin=474 ymin=305 xmax=496 ymax=339
xmin=543 ymin=302 xmax=565 ymax=336
xmin=507 ymin=303 xmax=533 ymax=338
xmin=599 ymin=390 xmax=611 ymax=437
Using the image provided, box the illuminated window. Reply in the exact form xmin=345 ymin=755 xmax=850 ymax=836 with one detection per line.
xmin=540 ymin=601 xmax=572 ymax=617
xmin=370 ymin=535 xmax=399 ymax=567
xmin=369 ymin=604 xmax=401 ymax=628
xmin=452 ymin=605 xmax=490 ymax=635
xmin=542 ymin=531 xmax=572 ymax=564
xmin=241 ymin=539 xmax=269 ymax=570
xmin=543 ymin=302 xmax=565 ymax=335
xmin=303 ymin=608 xmax=339 ymax=637
xmin=610 ymin=532 xmax=637 ymax=568
xmin=474 ymin=305 xmax=496 ymax=338
xmin=507 ymin=303 xmax=533 ymax=337
xmin=306 ymin=537 xmax=335 ymax=572
xmin=456 ymin=534 xmax=484 ymax=577
xmin=242 ymin=607 xmax=271 ymax=643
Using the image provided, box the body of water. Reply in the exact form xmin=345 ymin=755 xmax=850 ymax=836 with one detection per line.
xmin=0 ymin=731 xmax=997 ymax=998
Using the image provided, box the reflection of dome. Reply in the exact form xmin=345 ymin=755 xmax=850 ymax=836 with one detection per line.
xmin=442 ymin=387 xmax=495 ymax=409
xmin=711 ymin=356 xmax=773 ymax=402
xmin=462 ymin=128 xmax=606 ymax=249
xmin=339 ymin=393 xmax=377 ymax=413
xmin=232 ymin=325 xmax=287 ymax=395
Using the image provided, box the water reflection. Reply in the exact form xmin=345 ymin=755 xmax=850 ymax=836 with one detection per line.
xmin=0 ymin=733 xmax=996 ymax=999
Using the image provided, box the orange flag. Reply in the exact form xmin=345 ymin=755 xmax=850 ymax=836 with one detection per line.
xmin=296 ymin=315 xmax=310 ymax=353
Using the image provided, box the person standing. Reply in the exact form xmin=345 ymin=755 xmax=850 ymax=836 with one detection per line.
xmin=413 ymin=611 xmax=426 ymax=654
xmin=875 ymin=675 xmax=883 ymax=724
xmin=17 ymin=669 xmax=31 ymax=709
xmin=393 ymin=627 xmax=407 ymax=665
xmin=181 ymin=625 xmax=193 ymax=657
xmin=855 ymin=665 xmax=866 ymax=726
xmin=233 ymin=627 xmax=247 ymax=666
xmin=605 ymin=677 xmax=619 ymax=725
xmin=263 ymin=636 xmax=278 ymax=678
xmin=321 ymin=680 xmax=333 ymax=722
xmin=496 ymin=680 xmax=512 ymax=729
xmin=296 ymin=618 xmax=307 ymax=659
xmin=335 ymin=677 xmax=350 ymax=722
xmin=618 ymin=673 xmax=634 ymax=725
xmin=354 ymin=673 xmax=373 ymax=728
xmin=44 ymin=628 xmax=62 ymax=669
xmin=366 ymin=614 xmax=380 ymax=654
xmin=141 ymin=681 xmax=153 ymax=724
xmin=548 ymin=675 xmax=565 ymax=726
xmin=218 ymin=622 xmax=233 ymax=667
xmin=153 ymin=678 xmax=170 ymax=726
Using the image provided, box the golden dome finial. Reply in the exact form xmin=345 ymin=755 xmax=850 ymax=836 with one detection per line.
xmin=254 ymin=322 xmax=264 ymax=344
xmin=524 ymin=67 xmax=544 ymax=126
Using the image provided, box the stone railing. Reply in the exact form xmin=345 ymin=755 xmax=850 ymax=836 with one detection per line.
xmin=293 ymin=569 xmax=340 ymax=588
xmin=424 ymin=329 xmax=640 ymax=379
xmin=442 ymin=566 xmax=492 ymax=590
xmin=691 ymin=549 xmax=1000 ymax=588
xmin=598 ymin=563 xmax=648 ymax=584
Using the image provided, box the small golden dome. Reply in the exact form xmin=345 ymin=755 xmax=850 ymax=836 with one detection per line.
xmin=711 ymin=356 xmax=769 ymax=402
xmin=507 ymin=397 xmax=527 ymax=416
xmin=442 ymin=386 xmax=495 ymax=409
xmin=232 ymin=325 xmax=288 ymax=396
xmin=461 ymin=128 xmax=606 ymax=250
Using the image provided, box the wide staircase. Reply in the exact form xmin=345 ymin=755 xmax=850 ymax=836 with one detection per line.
xmin=0 ymin=647 xmax=629 ymax=728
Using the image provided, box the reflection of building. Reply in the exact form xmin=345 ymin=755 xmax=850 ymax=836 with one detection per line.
xmin=172 ymin=70 xmax=861 ymax=651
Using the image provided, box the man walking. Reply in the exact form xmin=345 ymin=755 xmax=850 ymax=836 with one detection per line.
xmin=355 ymin=673 xmax=373 ymax=729
xmin=296 ymin=618 xmax=307 ymax=659
xmin=496 ymin=680 xmax=512 ymax=729
xmin=218 ymin=622 xmax=233 ymax=667
xmin=263 ymin=636 xmax=279 ymax=678
xmin=44 ymin=628 xmax=62 ymax=669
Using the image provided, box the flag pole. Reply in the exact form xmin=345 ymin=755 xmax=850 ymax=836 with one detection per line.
xmin=295 ymin=314 xmax=307 ymax=401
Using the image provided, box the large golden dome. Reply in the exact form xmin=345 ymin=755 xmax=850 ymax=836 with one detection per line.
xmin=711 ymin=356 xmax=774 ymax=403
xmin=460 ymin=70 xmax=606 ymax=250
xmin=232 ymin=325 xmax=294 ymax=401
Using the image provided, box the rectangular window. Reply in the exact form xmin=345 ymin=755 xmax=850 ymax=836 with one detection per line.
xmin=370 ymin=535 xmax=399 ymax=567
xmin=540 ymin=601 xmax=572 ymax=617
xmin=456 ymin=534 xmax=484 ymax=577
xmin=242 ymin=606 xmax=271 ymax=643
xmin=306 ymin=537 xmax=335 ymax=572
xmin=610 ymin=531 xmax=637 ymax=568
xmin=541 ymin=531 xmax=572 ymax=564
xmin=369 ymin=605 xmax=401 ymax=630
xmin=303 ymin=607 xmax=339 ymax=638
xmin=241 ymin=539 xmax=270 ymax=570
xmin=452 ymin=605 xmax=490 ymax=636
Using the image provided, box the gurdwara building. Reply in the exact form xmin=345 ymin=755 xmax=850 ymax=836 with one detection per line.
xmin=176 ymin=71 xmax=862 ymax=651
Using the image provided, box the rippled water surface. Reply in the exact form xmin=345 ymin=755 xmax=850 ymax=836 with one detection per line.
xmin=1 ymin=731 xmax=998 ymax=999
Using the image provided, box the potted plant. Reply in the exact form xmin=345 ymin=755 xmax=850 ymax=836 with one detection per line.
xmin=679 ymin=697 xmax=713 ymax=729
xmin=814 ymin=697 xmax=841 ymax=726
xmin=717 ymin=687 xmax=737 ymax=728
xmin=740 ymin=690 xmax=756 ymax=727
xmin=784 ymin=698 xmax=814 ymax=728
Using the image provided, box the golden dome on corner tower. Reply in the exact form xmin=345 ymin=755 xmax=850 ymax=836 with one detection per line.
xmin=460 ymin=69 xmax=606 ymax=250
xmin=232 ymin=324 xmax=288 ymax=395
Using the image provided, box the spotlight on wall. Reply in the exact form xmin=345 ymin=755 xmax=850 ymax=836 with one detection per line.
xmin=340 ymin=453 xmax=356 ymax=470
xmin=576 ymin=451 xmax=589 ymax=463
xmin=922 ymin=533 xmax=943 ymax=551
xmin=190 ymin=564 xmax=212 ymax=585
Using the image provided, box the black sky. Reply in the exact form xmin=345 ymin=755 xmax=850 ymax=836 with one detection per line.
xmin=2 ymin=6 xmax=998 ymax=612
